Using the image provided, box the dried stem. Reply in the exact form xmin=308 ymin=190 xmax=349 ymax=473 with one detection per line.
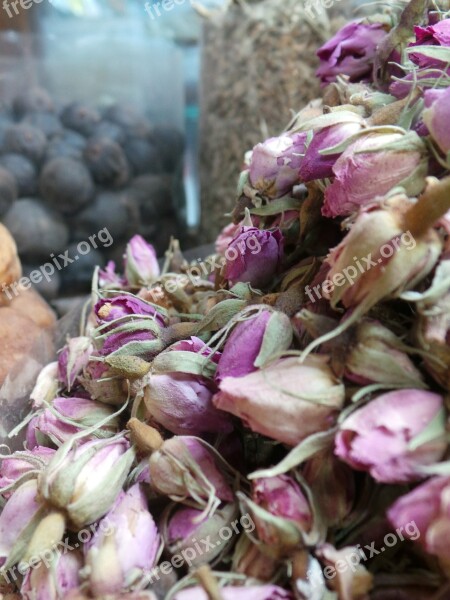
xmin=402 ymin=176 xmax=450 ymax=237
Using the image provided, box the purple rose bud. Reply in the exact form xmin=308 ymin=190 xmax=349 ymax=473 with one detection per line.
xmin=249 ymin=133 xmax=307 ymax=199
xmin=214 ymin=356 xmax=344 ymax=447
xmin=99 ymin=260 xmax=126 ymax=289
xmin=423 ymin=87 xmax=450 ymax=157
xmin=21 ymin=550 xmax=82 ymax=600
xmin=125 ymin=235 xmax=160 ymax=287
xmin=243 ymin=475 xmax=312 ymax=557
xmin=95 ymin=295 xmax=167 ymax=327
xmin=31 ymin=397 xmax=119 ymax=445
xmin=143 ymin=371 xmax=231 ymax=436
xmin=388 ymin=476 xmax=450 ymax=570
xmin=322 ymin=132 xmax=427 ymax=218
xmin=316 ymin=21 xmax=388 ymax=85
xmin=164 ymin=503 xmax=238 ymax=568
xmin=169 ymin=336 xmax=220 ymax=362
xmin=0 ymin=480 xmax=45 ymax=570
xmin=58 ymin=337 xmax=93 ymax=391
xmin=335 ymin=390 xmax=447 ymax=483
xmin=409 ymin=20 xmax=450 ymax=68
xmin=299 ymin=122 xmax=364 ymax=182
xmin=173 ymin=585 xmax=293 ymax=600
xmin=0 ymin=447 xmax=55 ymax=498
xmin=223 ymin=226 xmax=284 ymax=289
xmin=84 ymin=484 xmax=160 ymax=595
xmin=38 ymin=437 xmax=135 ymax=529
xmin=216 ymin=308 xmax=293 ymax=382
xmin=149 ymin=437 xmax=234 ymax=510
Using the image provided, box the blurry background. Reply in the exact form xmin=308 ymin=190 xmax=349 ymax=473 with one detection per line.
xmin=0 ymin=0 xmax=341 ymax=302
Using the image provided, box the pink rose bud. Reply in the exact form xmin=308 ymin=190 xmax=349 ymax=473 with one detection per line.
xmin=21 ymin=550 xmax=82 ymax=600
xmin=316 ymin=21 xmax=388 ymax=85
xmin=173 ymin=585 xmax=293 ymax=600
xmin=99 ymin=260 xmax=126 ymax=289
xmin=223 ymin=226 xmax=284 ymax=289
xmin=38 ymin=437 xmax=135 ymax=529
xmin=80 ymin=359 xmax=127 ymax=406
xmin=96 ymin=316 xmax=166 ymax=359
xmin=30 ymin=397 xmax=119 ymax=446
xmin=215 ymin=308 xmax=293 ymax=382
xmin=240 ymin=475 xmax=312 ymax=558
xmin=164 ymin=503 xmax=238 ymax=568
xmin=95 ymin=295 xmax=167 ymax=326
xmin=299 ymin=121 xmax=364 ymax=182
xmin=409 ymin=20 xmax=450 ymax=69
xmin=335 ymin=390 xmax=447 ymax=483
xmin=323 ymin=196 xmax=442 ymax=322
xmin=143 ymin=345 xmax=231 ymax=433
xmin=0 ymin=480 xmax=45 ymax=570
xmin=125 ymin=235 xmax=160 ymax=287
xmin=344 ymin=319 xmax=425 ymax=388
xmin=302 ymin=449 xmax=355 ymax=528
xmin=143 ymin=372 xmax=231 ymax=435
xmin=249 ymin=133 xmax=307 ymax=199
xmin=387 ymin=476 xmax=450 ymax=571
xmin=84 ymin=484 xmax=160 ymax=595
xmin=58 ymin=337 xmax=93 ymax=391
xmin=322 ymin=131 xmax=427 ymax=218
xmin=30 ymin=362 xmax=59 ymax=409
xmin=214 ymin=356 xmax=345 ymax=446
xmin=0 ymin=447 xmax=55 ymax=498
xmin=149 ymin=437 xmax=234 ymax=511
xmin=423 ymin=87 xmax=450 ymax=157
xmin=215 ymin=223 xmax=241 ymax=256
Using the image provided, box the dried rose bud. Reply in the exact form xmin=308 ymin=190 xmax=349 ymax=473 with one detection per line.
xmin=215 ymin=223 xmax=240 ymax=255
xmin=21 ymin=550 xmax=82 ymax=600
xmin=249 ymin=133 xmax=306 ymax=199
xmin=96 ymin=317 xmax=166 ymax=359
xmin=299 ymin=121 xmax=364 ymax=182
xmin=30 ymin=362 xmax=59 ymax=409
xmin=232 ymin=535 xmax=278 ymax=581
xmin=149 ymin=437 xmax=234 ymax=511
xmin=163 ymin=503 xmax=238 ymax=568
xmin=388 ymin=475 xmax=450 ymax=573
xmin=125 ymin=235 xmax=160 ymax=287
xmin=302 ymin=449 xmax=355 ymax=528
xmin=316 ymin=543 xmax=373 ymax=599
xmin=238 ymin=475 xmax=312 ymax=558
xmin=99 ymin=260 xmax=126 ymax=289
xmin=144 ymin=371 xmax=231 ymax=435
xmin=344 ymin=319 xmax=425 ymax=388
xmin=216 ymin=308 xmax=293 ymax=381
xmin=0 ymin=480 xmax=45 ymax=570
xmin=30 ymin=397 xmax=119 ymax=446
xmin=322 ymin=196 xmax=442 ymax=323
xmin=409 ymin=19 xmax=450 ymax=70
xmin=173 ymin=584 xmax=293 ymax=599
xmin=58 ymin=337 xmax=93 ymax=391
xmin=80 ymin=360 xmax=127 ymax=406
xmin=423 ymin=87 xmax=450 ymax=157
xmin=214 ymin=355 xmax=344 ymax=446
xmin=38 ymin=437 xmax=135 ymax=529
xmin=0 ymin=447 xmax=55 ymax=497
xmin=84 ymin=484 xmax=160 ymax=595
xmin=223 ymin=226 xmax=284 ymax=289
xmin=335 ymin=390 xmax=447 ymax=483
xmin=322 ymin=131 xmax=427 ymax=218
xmin=316 ymin=21 xmax=388 ymax=85
xmin=143 ymin=337 xmax=231 ymax=436
xmin=95 ymin=295 xmax=167 ymax=326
